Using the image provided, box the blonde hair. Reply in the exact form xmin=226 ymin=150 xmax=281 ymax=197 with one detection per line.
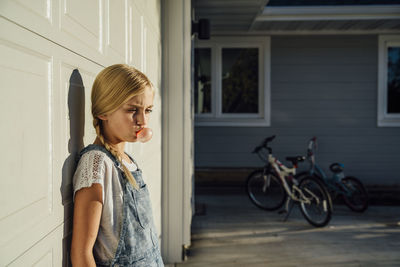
xmin=91 ymin=64 xmax=153 ymax=189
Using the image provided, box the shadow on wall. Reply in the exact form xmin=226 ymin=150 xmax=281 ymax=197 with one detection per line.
xmin=60 ymin=69 xmax=85 ymax=267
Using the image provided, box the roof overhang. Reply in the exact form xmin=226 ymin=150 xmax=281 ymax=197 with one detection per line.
xmin=257 ymin=5 xmax=400 ymax=21
xmin=194 ymin=0 xmax=400 ymax=35
xmin=194 ymin=0 xmax=270 ymax=32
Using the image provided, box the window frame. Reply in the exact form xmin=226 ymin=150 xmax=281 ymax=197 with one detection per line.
xmin=378 ymin=35 xmax=400 ymax=127
xmin=194 ymin=36 xmax=271 ymax=127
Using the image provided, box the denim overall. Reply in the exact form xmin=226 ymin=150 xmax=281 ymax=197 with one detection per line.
xmin=79 ymin=144 xmax=164 ymax=267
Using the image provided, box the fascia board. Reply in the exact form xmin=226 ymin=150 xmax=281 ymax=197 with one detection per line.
xmin=257 ymin=5 xmax=400 ymax=21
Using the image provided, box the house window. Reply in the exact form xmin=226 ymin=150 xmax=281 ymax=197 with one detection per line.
xmin=194 ymin=37 xmax=271 ymax=127
xmin=222 ymin=48 xmax=258 ymax=114
xmin=378 ymin=35 xmax=400 ymax=127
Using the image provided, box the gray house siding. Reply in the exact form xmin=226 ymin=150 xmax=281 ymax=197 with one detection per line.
xmin=195 ymin=35 xmax=400 ymax=185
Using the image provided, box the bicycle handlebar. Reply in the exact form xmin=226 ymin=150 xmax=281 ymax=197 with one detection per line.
xmin=252 ymin=135 xmax=275 ymax=154
xmin=263 ymin=135 xmax=276 ymax=146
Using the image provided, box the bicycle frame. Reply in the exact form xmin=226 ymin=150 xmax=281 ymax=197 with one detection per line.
xmin=248 ymin=135 xmax=333 ymax=226
xmin=267 ymin=154 xmax=317 ymax=205
xmin=253 ymin=135 xmax=326 ymax=207
xmin=311 ymin=163 xmax=344 ymax=182
xmin=306 ymin=138 xmax=353 ymax=197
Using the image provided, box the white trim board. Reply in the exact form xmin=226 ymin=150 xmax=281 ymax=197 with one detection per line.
xmin=258 ymin=5 xmax=400 ymax=21
xmin=377 ymin=34 xmax=400 ymax=127
xmin=210 ymin=30 xmax=400 ymax=36
xmin=161 ymin=0 xmax=193 ymax=263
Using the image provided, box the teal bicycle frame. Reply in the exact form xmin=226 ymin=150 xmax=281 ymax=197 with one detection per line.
xmin=300 ymin=137 xmax=355 ymax=199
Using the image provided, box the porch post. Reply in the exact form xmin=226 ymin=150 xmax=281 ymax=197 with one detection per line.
xmin=161 ymin=0 xmax=193 ymax=263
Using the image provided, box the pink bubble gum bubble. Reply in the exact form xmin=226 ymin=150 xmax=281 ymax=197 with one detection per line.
xmin=136 ymin=128 xmax=153 ymax=143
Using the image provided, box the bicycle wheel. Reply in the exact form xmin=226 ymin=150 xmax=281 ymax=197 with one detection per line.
xmin=298 ymin=176 xmax=332 ymax=227
xmin=246 ymin=170 xmax=286 ymax=211
xmin=341 ymin=176 xmax=368 ymax=212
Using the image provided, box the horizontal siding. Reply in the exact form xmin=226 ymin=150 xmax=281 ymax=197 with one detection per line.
xmin=194 ymin=35 xmax=400 ymax=185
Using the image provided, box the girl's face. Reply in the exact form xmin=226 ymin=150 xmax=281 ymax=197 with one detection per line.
xmin=100 ymin=86 xmax=154 ymax=143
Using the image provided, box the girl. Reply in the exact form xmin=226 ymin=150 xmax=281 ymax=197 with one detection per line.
xmin=70 ymin=64 xmax=164 ymax=267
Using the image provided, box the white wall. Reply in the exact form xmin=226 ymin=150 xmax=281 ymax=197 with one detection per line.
xmin=0 ymin=0 xmax=162 ymax=265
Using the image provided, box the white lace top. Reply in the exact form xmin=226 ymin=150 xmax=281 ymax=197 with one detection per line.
xmin=72 ymin=149 xmax=137 ymax=262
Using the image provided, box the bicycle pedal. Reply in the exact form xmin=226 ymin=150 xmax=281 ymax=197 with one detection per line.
xmin=278 ymin=209 xmax=288 ymax=214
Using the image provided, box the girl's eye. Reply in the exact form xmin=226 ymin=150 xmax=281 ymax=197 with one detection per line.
xmin=128 ymin=109 xmax=137 ymax=113
xmin=145 ymin=109 xmax=153 ymax=114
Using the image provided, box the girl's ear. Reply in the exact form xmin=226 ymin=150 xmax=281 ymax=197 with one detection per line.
xmin=98 ymin=114 xmax=108 ymax=121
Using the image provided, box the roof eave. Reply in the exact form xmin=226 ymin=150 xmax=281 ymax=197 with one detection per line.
xmin=257 ymin=5 xmax=400 ymax=21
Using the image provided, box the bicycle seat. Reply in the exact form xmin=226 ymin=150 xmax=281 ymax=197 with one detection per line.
xmin=329 ymin=163 xmax=344 ymax=173
xmin=286 ymin=156 xmax=305 ymax=165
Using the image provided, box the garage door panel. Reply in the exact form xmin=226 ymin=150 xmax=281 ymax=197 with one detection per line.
xmin=60 ymin=0 xmax=102 ymax=53
xmin=8 ymin=225 xmax=64 ymax=267
xmin=141 ymin=19 xmax=147 ymax=72
xmin=0 ymin=0 xmax=53 ymax=28
xmin=105 ymin=0 xmax=127 ymax=63
xmin=58 ymin=62 xmax=99 ymax=215
xmin=0 ymin=16 xmax=103 ymax=266
xmin=146 ymin=27 xmax=161 ymax=85
xmin=1 ymin=0 xmax=133 ymax=68
xmin=0 ymin=17 xmax=58 ymax=265
xmin=63 ymin=0 xmax=99 ymax=36
xmin=15 ymin=0 xmax=49 ymax=19
xmin=0 ymin=0 xmax=108 ymax=66
xmin=56 ymin=59 xmax=101 ymax=267
xmin=60 ymin=62 xmax=99 ymax=147
xmin=128 ymin=2 xmax=142 ymax=68
xmin=0 ymin=35 xmax=53 ymax=241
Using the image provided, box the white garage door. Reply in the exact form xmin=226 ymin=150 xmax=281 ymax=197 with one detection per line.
xmin=0 ymin=0 xmax=162 ymax=265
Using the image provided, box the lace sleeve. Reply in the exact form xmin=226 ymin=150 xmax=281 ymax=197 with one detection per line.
xmin=73 ymin=150 xmax=106 ymax=202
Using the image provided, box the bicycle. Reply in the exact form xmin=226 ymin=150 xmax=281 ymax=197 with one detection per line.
xmin=246 ymin=135 xmax=333 ymax=227
xmin=297 ymin=137 xmax=368 ymax=212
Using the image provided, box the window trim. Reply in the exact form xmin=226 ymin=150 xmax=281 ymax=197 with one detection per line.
xmin=195 ymin=36 xmax=271 ymax=127
xmin=378 ymin=35 xmax=400 ymax=127
xmin=193 ymin=46 xmax=215 ymax=117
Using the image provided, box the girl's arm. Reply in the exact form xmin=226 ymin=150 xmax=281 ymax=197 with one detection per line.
xmin=70 ymin=184 xmax=103 ymax=267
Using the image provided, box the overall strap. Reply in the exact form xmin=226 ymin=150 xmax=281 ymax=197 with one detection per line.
xmin=79 ymin=144 xmax=143 ymax=187
xmin=125 ymin=153 xmax=141 ymax=171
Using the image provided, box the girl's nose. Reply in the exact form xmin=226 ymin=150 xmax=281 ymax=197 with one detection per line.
xmin=136 ymin=111 xmax=147 ymax=126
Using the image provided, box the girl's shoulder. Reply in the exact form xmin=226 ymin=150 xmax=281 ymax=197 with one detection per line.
xmin=73 ymin=145 xmax=117 ymax=202
xmin=79 ymin=144 xmax=113 ymax=160
xmin=77 ymin=147 xmax=113 ymax=168
xmin=79 ymin=149 xmax=111 ymax=166
xmin=74 ymin=145 xmax=119 ymax=184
